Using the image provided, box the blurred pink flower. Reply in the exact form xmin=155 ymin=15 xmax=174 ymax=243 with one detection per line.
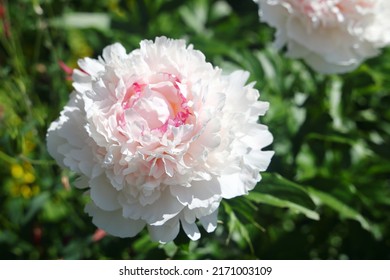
xmin=0 ymin=5 xmax=5 ymax=18
xmin=255 ymin=0 xmax=390 ymax=73
xmin=47 ymin=37 xmax=273 ymax=243
xmin=92 ymin=229 xmax=106 ymax=242
xmin=0 ymin=1 xmax=10 ymax=38
xmin=58 ymin=61 xmax=73 ymax=81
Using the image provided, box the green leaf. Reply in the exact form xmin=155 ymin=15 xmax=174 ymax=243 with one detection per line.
xmin=223 ymin=202 xmax=254 ymax=253
xmin=258 ymin=173 xmax=318 ymax=211
xmin=255 ymin=50 xmax=276 ymax=80
xmin=247 ymin=192 xmax=319 ymax=220
xmin=22 ymin=192 xmax=50 ymax=224
xmin=161 ymin=242 xmax=178 ymax=258
xmin=228 ymin=197 xmax=265 ymax=232
xmin=50 ymin=13 xmax=111 ymax=30
xmin=246 ymin=173 xmax=319 ymax=220
xmin=41 ymin=198 xmax=69 ymax=222
xmin=179 ymin=0 xmax=208 ymax=34
xmin=307 ymin=188 xmax=372 ymax=231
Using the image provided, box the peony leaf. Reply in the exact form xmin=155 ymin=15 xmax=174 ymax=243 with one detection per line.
xmin=307 ymin=188 xmax=372 ymax=232
xmin=227 ymin=197 xmax=265 ymax=232
xmin=223 ymin=202 xmax=254 ymax=253
xmin=247 ymin=192 xmax=319 ymax=220
xmin=132 ymin=234 xmax=160 ymax=258
xmin=210 ymin=1 xmax=232 ymax=21
xmin=161 ymin=242 xmax=178 ymax=258
xmin=256 ymin=51 xmax=276 ymax=80
xmin=257 ymin=173 xmax=318 ymax=211
xmin=247 ymin=173 xmax=319 ymax=220
xmin=50 ymin=13 xmax=111 ymax=30
xmin=22 ymin=192 xmax=50 ymax=224
xmin=41 ymin=198 xmax=69 ymax=222
xmin=179 ymin=0 xmax=208 ymax=34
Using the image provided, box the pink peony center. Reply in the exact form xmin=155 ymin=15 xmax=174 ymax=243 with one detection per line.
xmin=119 ymin=73 xmax=191 ymax=133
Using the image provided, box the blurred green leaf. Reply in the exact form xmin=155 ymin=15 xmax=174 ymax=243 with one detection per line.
xmin=223 ymin=202 xmax=254 ymax=253
xmin=42 ymin=198 xmax=69 ymax=222
xmin=307 ymin=188 xmax=372 ymax=232
xmin=247 ymin=192 xmax=319 ymax=221
xmin=179 ymin=0 xmax=208 ymax=34
xmin=258 ymin=173 xmax=318 ymax=210
xmin=22 ymin=192 xmax=50 ymax=224
xmin=50 ymin=13 xmax=111 ymax=30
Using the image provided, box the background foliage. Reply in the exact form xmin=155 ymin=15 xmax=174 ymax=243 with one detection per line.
xmin=1 ymin=0 xmax=389 ymax=259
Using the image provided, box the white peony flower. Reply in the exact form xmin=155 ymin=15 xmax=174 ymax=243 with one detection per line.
xmin=254 ymin=0 xmax=390 ymax=73
xmin=47 ymin=37 xmax=273 ymax=243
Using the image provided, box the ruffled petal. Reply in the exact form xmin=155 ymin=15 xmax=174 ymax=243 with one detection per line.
xmin=147 ymin=217 xmax=180 ymax=243
xmin=85 ymin=202 xmax=145 ymax=238
xmin=181 ymin=219 xmax=201 ymax=241
xmin=90 ymin=175 xmax=121 ymax=211
xmin=102 ymin=43 xmax=127 ymax=63
xmin=199 ymin=210 xmax=218 ymax=233
xmin=121 ymin=188 xmax=185 ymax=226
xmin=170 ymin=177 xmax=222 ymax=210
xmin=218 ymin=173 xmax=247 ymax=199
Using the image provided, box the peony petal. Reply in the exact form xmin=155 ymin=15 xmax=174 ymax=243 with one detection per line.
xmin=72 ymin=69 xmax=92 ymax=93
xmin=181 ymin=219 xmax=201 ymax=241
xmin=199 ymin=210 xmax=218 ymax=233
xmin=78 ymin=57 xmax=105 ymax=77
xmin=46 ymin=93 xmax=95 ymax=176
xmin=46 ymin=122 xmax=67 ymax=169
xmin=121 ymin=187 xmax=184 ymax=226
xmin=170 ymin=177 xmax=222 ymax=210
xmin=144 ymin=189 xmax=184 ymax=225
xmin=74 ymin=175 xmax=89 ymax=189
xmin=147 ymin=217 xmax=180 ymax=243
xmin=218 ymin=173 xmax=247 ymax=199
xmin=101 ymin=43 xmax=127 ymax=63
xmin=90 ymin=175 xmax=121 ymax=211
xmin=132 ymin=94 xmax=170 ymax=129
xmin=304 ymin=51 xmax=359 ymax=74
xmin=85 ymin=202 xmax=145 ymax=238
xmin=55 ymin=94 xmax=86 ymax=148
xmin=182 ymin=208 xmax=197 ymax=224
xmin=244 ymin=150 xmax=275 ymax=171
xmin=240 ymin=125 xmax=273 ymax=150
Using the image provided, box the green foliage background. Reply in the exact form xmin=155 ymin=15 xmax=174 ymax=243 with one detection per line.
xmin=1 ymin=0 xmax=389 ymax=259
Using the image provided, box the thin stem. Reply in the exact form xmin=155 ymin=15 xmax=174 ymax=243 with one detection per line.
xmin=0 ymin=150 xmax=18 ymax=164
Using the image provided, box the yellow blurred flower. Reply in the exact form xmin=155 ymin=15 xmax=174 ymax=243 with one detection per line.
xmin=9 ymin=162 xmax=39 ymax=199
xmin=10 ymin=164 xmax=24 ymax=179
xmin=20 ymin=184 xmax=32 ymax=199
xmin=23 ymin=172 xmax=35 ymax=184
